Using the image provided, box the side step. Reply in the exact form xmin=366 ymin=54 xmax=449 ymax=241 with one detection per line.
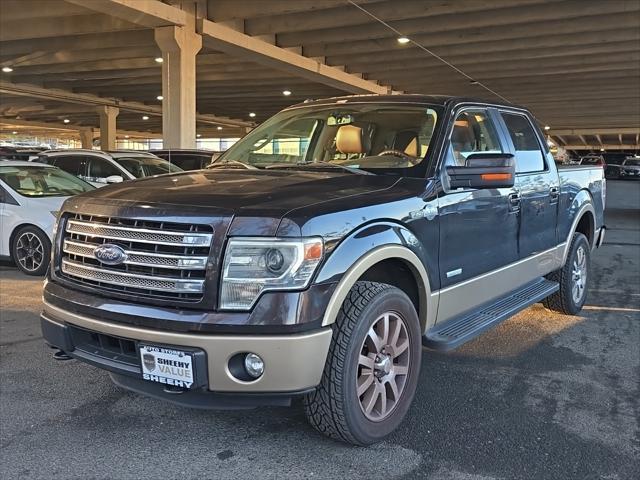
xmin=423 ymin=278 xmax=559 ymax=351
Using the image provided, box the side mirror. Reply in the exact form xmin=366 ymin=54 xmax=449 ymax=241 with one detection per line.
xmin=105 ymin=175 xmax=124 ymax=184
xmin=446 ymin=153 xmax=515 ymax=189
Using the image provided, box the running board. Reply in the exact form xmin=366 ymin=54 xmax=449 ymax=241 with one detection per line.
xmin=423 ymin=278 xmax=559 ymax=351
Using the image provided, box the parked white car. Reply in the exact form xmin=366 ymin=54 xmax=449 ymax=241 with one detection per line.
xmin=0 ymin=162 xmax=94 ymax=275
xmin=35 ymin=149 xmax=182 ymax=187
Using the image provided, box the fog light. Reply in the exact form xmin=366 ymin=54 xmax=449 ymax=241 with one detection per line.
xmin=244 ymin=353 xmax=264 ymax=378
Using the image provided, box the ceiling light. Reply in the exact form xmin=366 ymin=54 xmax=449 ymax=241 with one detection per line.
xmin=154 ymin=57 xmax=163 ymax=63
xmin=142 ymin=115 xmax=149 ymax=120
xmin=600 ymin=148 xmax=605 ymax=152
xmin=157 ymin=95 xmax=163 ymax=100
xmin=397 ymin=37 xmax=410 ymax=44
xmin=12 ymin=131 xmax=17 ymax=134
xmin=249 ymin=112 xmax=256 ymax=118
xmin=544 ymin=125 xmax=550 ymax=131
xmin=2 ymin=66 xmax=13 ymax=73
xmin=217 ymin=126 xmax=223 ymax=131
xmin=124 ymin=135 xmax=130 ymax=139
xmin=282 ymin=90 xmax=292 ymax=96
xmin=63 ymin=119 xmax=70 ymax=124
xmin=196 ymin=133 xmax=201 ymax=138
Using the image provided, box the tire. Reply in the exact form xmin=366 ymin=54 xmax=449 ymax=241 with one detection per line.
xmin=543 ymin=232 xmax=590 ymax=315
xmin=11 ymin=226 xmax=51 ymax=276
xmin=303 ymin=281 xmax=422 ymax=445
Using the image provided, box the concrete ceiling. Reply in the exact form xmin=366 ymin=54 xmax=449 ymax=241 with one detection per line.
xmin=0 ymin=0 xmax=638 ymax=149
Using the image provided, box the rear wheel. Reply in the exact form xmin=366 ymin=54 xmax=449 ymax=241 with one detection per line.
xmin=543 ymin=232 xmax=590 ymax=315
xmin=303 ymin=281 xmax=422 ymax=445
xmin=11 ymin=226 xmax=51 ymax=276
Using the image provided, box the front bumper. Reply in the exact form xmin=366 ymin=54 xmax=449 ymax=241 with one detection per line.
xmin=41 ymin=301 xmax=332 ymax=397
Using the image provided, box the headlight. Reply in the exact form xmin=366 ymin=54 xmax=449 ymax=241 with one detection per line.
xmin=220 ymin=237 xmax=323 ymax=310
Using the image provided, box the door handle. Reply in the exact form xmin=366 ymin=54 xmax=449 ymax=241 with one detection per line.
xmin=508 ymin=192 xmax=520 ymax=212
xmin=549 ymin=186 xmax=560 ymax=201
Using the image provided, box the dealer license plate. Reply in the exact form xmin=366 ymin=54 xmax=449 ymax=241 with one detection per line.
xmin=139 ymin=345 xmax=194 ymax=389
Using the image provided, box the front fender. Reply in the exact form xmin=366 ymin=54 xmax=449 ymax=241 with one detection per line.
xmin=315 ymin=222 xmax=438 ymax=331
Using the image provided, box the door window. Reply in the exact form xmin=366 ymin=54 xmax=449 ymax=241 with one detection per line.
xmin=447 ymin=110 xmax=502 ymax=166
xmin=501 ymin=113 xmax=545 ymax=173
xmin=50 ymin=155 xmax=86 ymax=177
xmin=86 ymin=157 xmax=122 ymax=183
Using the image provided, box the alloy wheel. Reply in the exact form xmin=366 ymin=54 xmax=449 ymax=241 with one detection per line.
xmin=571 ymin=245 xmax=588 ymax=304
xmin=16 ymin=232 xmax=45 ymax=273
xmin=357 ymin=311 xmax=411 ymax=422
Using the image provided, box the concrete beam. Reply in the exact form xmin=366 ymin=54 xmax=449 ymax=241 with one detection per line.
xmin=64 ymin=0 xmax=189 ymax=27
xmin=561 ymin=144 xmax=639 ymax=150
xmin=548 ymin=128 xmax=640 ymax=136
xmin=0 ymin=81 xmax=253 ymax=128
xmin=197 ymin=18 xmax=388 ymax=94
xmin=0 ymin=117 xmax=161 ymax=138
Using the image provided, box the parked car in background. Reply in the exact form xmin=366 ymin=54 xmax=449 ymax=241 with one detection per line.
xmin=605 ymin=156 xmax=640 ymax=179
xmin=35 ymin=149 xmax=182 ymax=187
xmin=0 ymin=162 xmax=94 ymax=275
xmin=0 ymin=146 xmax=46 ymax=161
xmin=150 ymin=149 xmax=222 ymax=170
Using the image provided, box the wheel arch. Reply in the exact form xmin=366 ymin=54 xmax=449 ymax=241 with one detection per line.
xmin=561 ymin=197 xmax=596 ymax=266
xmin=321 ymin=244 xmax=435 ymax=333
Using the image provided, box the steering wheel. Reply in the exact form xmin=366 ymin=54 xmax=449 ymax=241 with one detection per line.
xmin=377 ymin=149 xmax=419 ymax=165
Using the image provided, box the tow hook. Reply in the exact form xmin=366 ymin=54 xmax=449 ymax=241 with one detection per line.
xmin=163 ymin=385 xmax=188 ymax=395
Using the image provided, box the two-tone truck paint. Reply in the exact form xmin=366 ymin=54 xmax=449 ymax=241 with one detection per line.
xmin=41 ymin=95 xmax=605 ymax=445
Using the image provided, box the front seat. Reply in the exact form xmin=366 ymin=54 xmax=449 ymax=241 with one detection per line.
xmin=393 ymin=130 xmax=420 ymax=157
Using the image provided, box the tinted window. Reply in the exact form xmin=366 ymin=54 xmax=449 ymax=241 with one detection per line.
xmin=170 ymin=155 xmax=208 ymax=170
xmin=51 ymin=156 xmax=86 ymax=176
xmin=501 ymin=113 xmax=545 ymax=173
xmin=112 ymin=156 xmax=182 ymax=177
xmin=447 ymin=110 xmax=502 ymax=166
xmin=86 ymin=157 xmax=123 ymax=182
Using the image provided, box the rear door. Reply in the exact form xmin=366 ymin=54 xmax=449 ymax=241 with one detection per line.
xmin=497 ymin=111 xmax=559 ymax=257
xmin=49 ymin=155 xmax=87 ymax=180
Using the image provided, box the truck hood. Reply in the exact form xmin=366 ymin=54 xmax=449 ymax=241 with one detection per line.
xmin=69 ymin=169 xmax=399 ymax=222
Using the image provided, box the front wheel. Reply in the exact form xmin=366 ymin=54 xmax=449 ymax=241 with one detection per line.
xmin=303 ymin=281 xmax=422 ymax=445
xmin=11 ymin=226 xmax=51 ymax=276
xmin=543 ymin=232 xmax=590 ymax=315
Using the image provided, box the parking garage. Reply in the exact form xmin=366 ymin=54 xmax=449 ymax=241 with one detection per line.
xmin=1 ymin=1 xmax=639 ymax=479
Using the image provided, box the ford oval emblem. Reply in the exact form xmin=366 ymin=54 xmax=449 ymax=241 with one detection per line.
xmin=94 ymin=244 xmax=128 ymax=265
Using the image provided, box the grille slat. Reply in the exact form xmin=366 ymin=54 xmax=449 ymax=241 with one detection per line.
xmin=61 ymin=259 xmax=204 ymax=293
xmin=60 ymin=214 xmax=213 ymax=302
xmin=67 ymin=219 xmax=212 ymax=247
xmin=63 ymin=239 xmax=209 ymax=270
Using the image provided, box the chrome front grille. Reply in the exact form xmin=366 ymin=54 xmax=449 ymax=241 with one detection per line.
xmin=59 ymin=214 xmax=213 ymax=301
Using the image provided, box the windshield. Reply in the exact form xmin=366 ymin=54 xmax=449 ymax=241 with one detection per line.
xmin=0 ymin=165 xmax=94 ymax=197
xmin=624 ymin=159 xmax=640 ymax=166
xmin=113 ymin=156 xmax=183 ymax=178
xmin=213 ymin=103 xmax=441 ymax=176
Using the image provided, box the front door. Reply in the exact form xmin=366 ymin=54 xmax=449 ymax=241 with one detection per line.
xmin=437 ymin=107 xmax=520 ymax=321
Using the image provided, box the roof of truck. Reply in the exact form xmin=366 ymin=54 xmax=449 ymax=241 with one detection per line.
xmin=287 ymin=94 xmax=522 ymax=111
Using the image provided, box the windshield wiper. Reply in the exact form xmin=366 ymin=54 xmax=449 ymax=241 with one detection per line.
xmin=267 ymin=162 xmax=375 ymax=175
xmin=207 ymin=160 xmax=258 ymax=170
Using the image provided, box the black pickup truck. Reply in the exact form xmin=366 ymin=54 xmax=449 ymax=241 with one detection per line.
xmin=41 ymin=95 xmax=605 ymax=445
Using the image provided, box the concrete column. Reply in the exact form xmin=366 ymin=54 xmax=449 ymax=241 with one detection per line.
xmin=96 ymin=106 xmax=119 ymax=151
xmin=155 ymin=26 xmax=202 ymax=149
xmin=79 ymin=128 xmax=94 ymax=149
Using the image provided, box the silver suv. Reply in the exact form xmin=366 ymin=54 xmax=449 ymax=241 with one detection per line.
xmin=36 ymin=149 xmax=182 ymax=187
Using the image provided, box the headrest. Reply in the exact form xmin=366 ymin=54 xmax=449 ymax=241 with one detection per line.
xmin=336 ymin=125 xmax=364 ymax=154
xmin=404 ymin=137 xmax=418 ymax=157
xmin=394 ymin=130 xmax=419 ymax=157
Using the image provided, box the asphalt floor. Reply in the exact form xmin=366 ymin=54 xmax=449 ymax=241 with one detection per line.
xmin=1 ymin=180 xmax=638 ymax=479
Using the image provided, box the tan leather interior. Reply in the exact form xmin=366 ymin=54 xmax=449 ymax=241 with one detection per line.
xmin=404 ymin=137 xmax=418 ymax=157
xmin=336 ymin=125 xmax=364 ymax=154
